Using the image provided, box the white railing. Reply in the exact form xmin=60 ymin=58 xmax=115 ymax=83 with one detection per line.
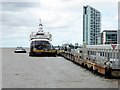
xmin=30 ymin=32 xmax=52 ymax=41
xmin=83 ymin=44 xmax=120 ymax=69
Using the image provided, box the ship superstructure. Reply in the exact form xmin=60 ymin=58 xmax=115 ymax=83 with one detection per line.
xmin=30 ymin=19 xmax=52 ymax=41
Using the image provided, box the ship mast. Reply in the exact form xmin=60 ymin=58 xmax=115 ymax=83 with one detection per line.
xmin=38 ymin=19 xmax=44 ymax=32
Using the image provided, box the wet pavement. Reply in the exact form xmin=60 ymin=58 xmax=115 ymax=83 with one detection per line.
xmin=2 ymin=48 xmax=119 ymax=88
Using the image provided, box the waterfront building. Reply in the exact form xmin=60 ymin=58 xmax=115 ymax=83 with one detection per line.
xmin=101 ymin=30 xmax=117 ymax=44
xmin=83 ymin=5 xmax=101 ymax=45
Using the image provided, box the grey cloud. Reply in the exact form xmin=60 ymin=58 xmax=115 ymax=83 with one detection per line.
xmin=45 ymin=24 xmax=71 ymax=30
xmin=2 ymin=2 xmax=40 ymax=29
xmin=2 ymin=2 xmax=41 ymax=11
xmin=2 ymin=10 xmax=37 ymax=28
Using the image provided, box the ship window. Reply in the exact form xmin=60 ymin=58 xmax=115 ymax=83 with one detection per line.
xmin=36 ymin=33 xmax=44 ymax=35
xmin=34 ymin=41 xmax=53 ymax=50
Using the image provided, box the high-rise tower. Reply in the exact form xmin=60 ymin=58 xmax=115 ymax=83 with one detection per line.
xmin=83 ymin=5 xmax=101 ymax=45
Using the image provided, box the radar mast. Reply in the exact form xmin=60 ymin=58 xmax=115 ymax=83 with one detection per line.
xmin=38 ymin=19 xmax=43 ymax=32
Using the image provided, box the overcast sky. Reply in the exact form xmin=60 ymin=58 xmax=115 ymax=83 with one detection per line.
xmin=1 ymin=0 xmax=119 ymax=47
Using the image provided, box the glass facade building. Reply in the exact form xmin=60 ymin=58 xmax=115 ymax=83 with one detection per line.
xmin=102 ymin=30 xmax=117 ymax=44
xmin=83 ymin=5 xmax=101 ymax=45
